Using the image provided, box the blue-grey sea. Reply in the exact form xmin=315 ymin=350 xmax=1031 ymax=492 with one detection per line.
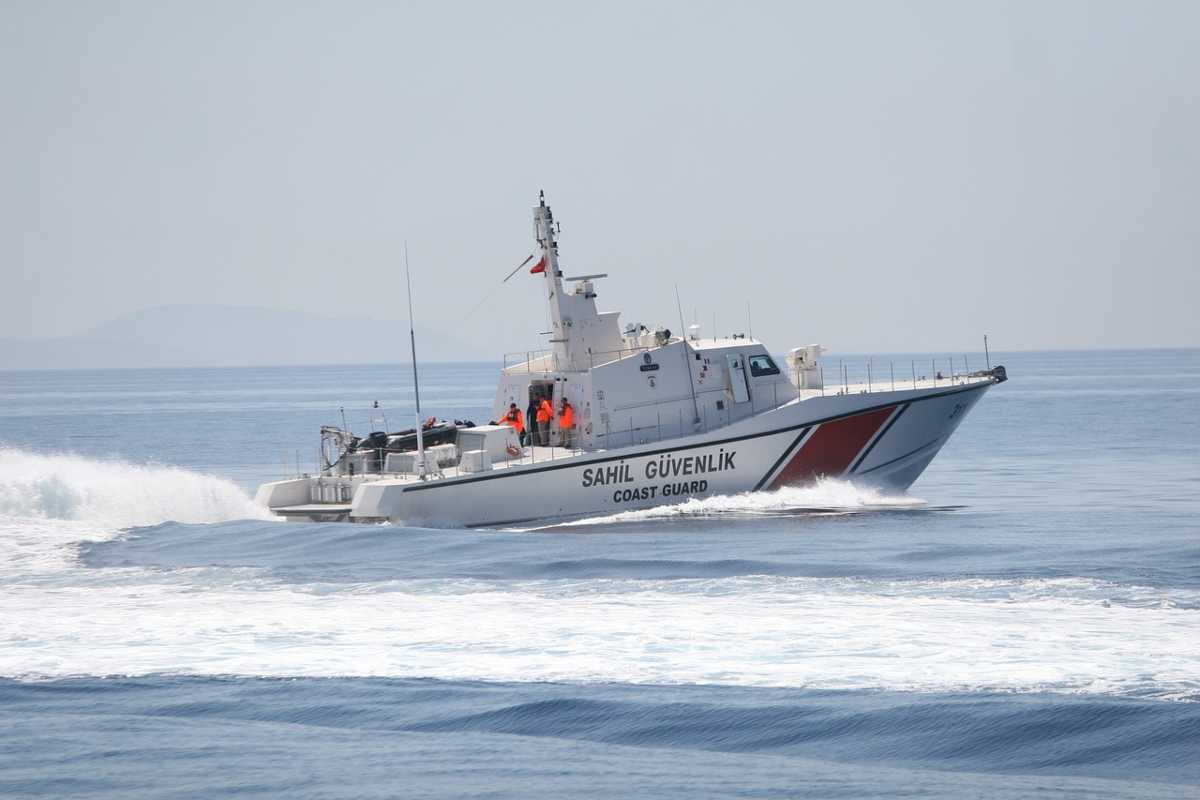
xmin=0 ymin=349 xmax=1197 ymax=798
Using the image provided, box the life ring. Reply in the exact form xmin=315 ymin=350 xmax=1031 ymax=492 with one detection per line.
xmin=506 ymin=444 xmax=522 ymax=457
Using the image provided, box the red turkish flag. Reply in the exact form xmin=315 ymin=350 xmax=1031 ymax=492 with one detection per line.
xmin=529 ymin=254 xmax=546 ymax=274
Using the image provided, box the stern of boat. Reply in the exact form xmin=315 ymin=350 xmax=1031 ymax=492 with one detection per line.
xmin=255 ymin=476 xmax=356 ymax=522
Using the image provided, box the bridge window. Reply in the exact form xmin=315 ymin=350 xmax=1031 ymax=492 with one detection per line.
xmin=749 ymin=354 xmax=780 ymax=377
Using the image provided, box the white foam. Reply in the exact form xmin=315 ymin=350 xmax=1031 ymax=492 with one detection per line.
xmin=0 ymin=447 xmax=269 ymax=572
xmin=528 ymin=478 xmax=925 ymax=529
xmin=0 ymin=447 xmax=269 ymax=529
xmin=0 ymin=451 xmax=1195 ymax=700
xmin=1 ymin=567 xmax=1196 ymax=700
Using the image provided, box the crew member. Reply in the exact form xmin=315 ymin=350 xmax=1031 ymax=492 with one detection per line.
xmin=535 ymin=395 xmax=554 ymax=446
xmin=502 ymin=403 xmax=525 ymax=444
xmin=558 ymin=398 xmax=575 ymax=449
xmin=526 ymin=396 xmax=539 ymax=449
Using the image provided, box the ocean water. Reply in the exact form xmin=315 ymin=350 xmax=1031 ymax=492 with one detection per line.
xmin=0 ymin=349 xmax=1197 ymax=798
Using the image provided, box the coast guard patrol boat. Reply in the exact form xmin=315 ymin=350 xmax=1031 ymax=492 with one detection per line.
xmin=256 ymin=193 xmax=1006 ymax=526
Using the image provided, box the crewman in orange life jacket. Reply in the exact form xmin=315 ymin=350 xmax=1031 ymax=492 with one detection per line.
xmin=558 ymin=398 xmax=575 ymax=448
xmin=502 ymin=403 xmax=524 ymax=444
xmin=535 ymin=396 xmax=554 ymax=446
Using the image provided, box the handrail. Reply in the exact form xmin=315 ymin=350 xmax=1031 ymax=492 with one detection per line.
xmin=587 ymin=342 xmax=671 ymax=368
xmin=502 ymin=349 xmax=557 ymax=373
xmin=502 ymin=340 xmax=678 ymax=373
xmin=817 ymin=354 xmax=995 ymax=396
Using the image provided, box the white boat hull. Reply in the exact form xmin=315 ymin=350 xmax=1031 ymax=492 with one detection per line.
xmin=256 ymin=195 xmax=1006 ymax=528
xmin=258 ymin=378 xmax=996 ymax=528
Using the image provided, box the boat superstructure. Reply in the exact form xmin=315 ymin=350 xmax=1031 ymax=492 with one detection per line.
xmin=256 ymin=194 xmax=1006 ymax=526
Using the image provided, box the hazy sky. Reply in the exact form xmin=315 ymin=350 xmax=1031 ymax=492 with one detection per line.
xmin=2 ymin=0 xmax=1197 ymax=357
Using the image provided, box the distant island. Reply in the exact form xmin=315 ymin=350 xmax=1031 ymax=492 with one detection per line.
xmin=0 ymin=305 xmax=472 ymax=369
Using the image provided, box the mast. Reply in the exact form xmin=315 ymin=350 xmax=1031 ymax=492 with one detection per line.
xmin=530 ymin=191 xmax=623 ymax=371
xmin=404 ymin=241 xmax=426 ymax=478
xmin=533 ymin=191 xmax=569 ymax=367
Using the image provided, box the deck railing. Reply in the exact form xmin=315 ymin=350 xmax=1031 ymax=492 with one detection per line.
xmin=502 ymin=341 xmax=675 ymax=373
xmin=502 ymin=349 xmax=557 ymax=373
xmin=817 ymin=354 xmax=992 ymax=396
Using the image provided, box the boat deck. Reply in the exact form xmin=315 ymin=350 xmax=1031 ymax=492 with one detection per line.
xmin=273 ymin=371 xmax=998 ymax=505
xmin=799 ymin=373 xmax=992 ymax=400
xmin=409 ymin=445 xmax=583 ymax=482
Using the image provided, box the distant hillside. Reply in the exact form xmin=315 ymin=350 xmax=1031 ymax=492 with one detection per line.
xmin=0 ymin=305 xmax=471 ymax=369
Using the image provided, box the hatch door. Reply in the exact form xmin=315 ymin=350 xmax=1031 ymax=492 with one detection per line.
xmin=726 ymin=354 xmax=750 ymax=404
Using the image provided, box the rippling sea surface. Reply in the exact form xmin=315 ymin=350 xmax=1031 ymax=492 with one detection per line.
xmin=1 ymin=349 xmax=1197 ymax=798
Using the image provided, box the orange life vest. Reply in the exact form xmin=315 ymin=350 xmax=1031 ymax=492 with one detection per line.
xmin=504 ymin=408 xmax=524 ymax=434
xmin=558 ymin=403 xmax=574 ymax=429
xmin=536 ymin=398 xmax=553 ymax=424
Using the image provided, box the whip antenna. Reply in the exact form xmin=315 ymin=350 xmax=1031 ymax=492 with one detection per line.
xmin=405 ymin=241 xmax=427 ymax=478
xmin=675 ymin=285 xmax=701 ymax=427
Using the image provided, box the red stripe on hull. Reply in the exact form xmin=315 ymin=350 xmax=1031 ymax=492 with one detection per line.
xmin=771 ymin=406 xmax=895 ymax=488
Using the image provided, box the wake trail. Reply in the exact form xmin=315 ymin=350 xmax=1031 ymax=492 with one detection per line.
xmin=0 ymin=447 xmax=269 ymax=529
xmin=0 ymin=447 xmax=270 ymax=573
xmin=518 ymin=478 xmax=926 ymax=529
